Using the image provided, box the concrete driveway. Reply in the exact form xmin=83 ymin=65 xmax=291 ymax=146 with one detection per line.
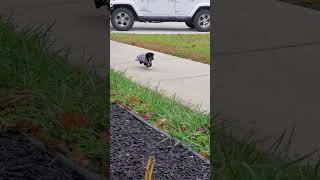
xmin=111 ymin=22 xmax=209 ymax=34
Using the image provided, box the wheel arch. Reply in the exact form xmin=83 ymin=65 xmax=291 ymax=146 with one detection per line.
xmin=111 ymin=4 xmax=140 ymax=18
xmin=189 ymin=5 xmax=210 ymax=22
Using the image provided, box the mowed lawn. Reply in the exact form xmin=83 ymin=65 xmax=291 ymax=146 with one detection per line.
xmin=111 ymin=33 xmax=210 ymax=64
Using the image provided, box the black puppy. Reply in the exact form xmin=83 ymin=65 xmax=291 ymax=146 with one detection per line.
xmin=135 ymin=52 xmax=154 ymax=68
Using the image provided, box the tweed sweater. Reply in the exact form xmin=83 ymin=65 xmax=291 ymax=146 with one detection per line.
xmin=135 ymin=54 xmax=152 ymax=66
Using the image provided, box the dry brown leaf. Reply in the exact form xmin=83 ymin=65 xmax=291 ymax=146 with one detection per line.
xmin=99 ymin=131 xmax=109 ymax=143
xmin=140 ymin=101 xmax=146 ymax=107
xmin=110 ymin=90 xmax=118 ymax=96
xmin=200 ymin=151 xmax=208 ymax=158
xmin=45 ymin=138 xmax=69 ymax=155
xmin=153 ymin=118 xmax=167 ymax=127
xmin=128 ymin=96 xmax=138 ymax=104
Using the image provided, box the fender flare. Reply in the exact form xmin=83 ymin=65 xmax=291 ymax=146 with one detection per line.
xmin=111 ymin=1 xmax=142 ymax=16
xmin=188 ymin=3 xmax=210 ymax=18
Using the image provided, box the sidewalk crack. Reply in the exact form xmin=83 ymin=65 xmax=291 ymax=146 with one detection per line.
xmin=159 ymin=74 xmax=209 ymax=82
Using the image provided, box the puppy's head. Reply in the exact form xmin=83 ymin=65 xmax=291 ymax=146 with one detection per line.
xmin=146 ymin=52 xmax=154 ymax=61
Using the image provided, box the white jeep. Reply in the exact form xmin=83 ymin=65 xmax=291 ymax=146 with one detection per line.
xmin=94 ymin=0 xmax=210 ymax=32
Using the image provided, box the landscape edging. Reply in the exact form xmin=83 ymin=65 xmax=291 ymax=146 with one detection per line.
xmin=23 ymin=133 xmax=102 ymax=180
xmin=126 ymin=109 xmax=210 ymax=165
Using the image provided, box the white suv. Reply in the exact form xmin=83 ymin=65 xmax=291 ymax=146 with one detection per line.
xmin=94 ymin=0 xmax=210 ymax=32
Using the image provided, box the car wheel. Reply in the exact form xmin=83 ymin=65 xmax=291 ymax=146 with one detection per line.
xmin=185 ymin=22 xmax=195 ymax=28
xmin=111 ymin=8 xmax=135 ymax=31
xmin=193 ymin=9 xmax=210 ymax=32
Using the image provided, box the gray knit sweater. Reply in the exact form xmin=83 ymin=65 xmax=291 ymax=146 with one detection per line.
xmin=135 ymin=54 xmax=152 ymax=66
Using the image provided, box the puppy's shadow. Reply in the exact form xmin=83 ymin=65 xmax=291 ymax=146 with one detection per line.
xmin=134 ymin=65 xmax=158 ymax=72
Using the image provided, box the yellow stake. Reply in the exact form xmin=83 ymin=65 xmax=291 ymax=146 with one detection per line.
xmin=144 ymin=157 xmax=156 ymax=180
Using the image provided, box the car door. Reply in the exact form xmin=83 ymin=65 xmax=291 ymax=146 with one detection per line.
xmin=175 ymin=0 xmax=196 ymax=16
xmin=147 ymin=0 xmax=174 ymax=16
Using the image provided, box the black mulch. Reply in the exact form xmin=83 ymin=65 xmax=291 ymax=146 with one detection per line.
xmin=110 ymin=103 xmax=210 ymax=180
xmin=0 ymin=130 xmax=83 ymax=180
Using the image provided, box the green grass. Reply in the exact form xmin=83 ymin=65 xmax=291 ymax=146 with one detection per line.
xmin=110 ymin=69 xmax=210 ymax=156
xmin=212 ymin=121 xmax=320 ymax=180
xmin=111 ymin=33 xmax=210 ymax=64
xmin=0 ymin=17 xmax=108 ymax=177
xmin=280 ymin=0 xmax=320 ymax=10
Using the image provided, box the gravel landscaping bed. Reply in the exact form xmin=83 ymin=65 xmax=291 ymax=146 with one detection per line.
xmin=110 ymin=103 xmax=210 ymax=180
xmin=0 ymin=130 xmax=92 ymax=180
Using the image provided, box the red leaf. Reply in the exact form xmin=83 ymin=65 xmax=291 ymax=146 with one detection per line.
xmin=143 ymin=112 xmax=153 ymax=119
xmin=61 ymin=112 xmax=89 ymax=129
xmin=61 ymin=112 xmax=75 ymax=129
xmin=78 ymin=115 xmax=89 ymax=128
xmin=196 ymin=128 xmax=206 ymax=133
xmin=30 ymin=124 xmax=42 ymax=137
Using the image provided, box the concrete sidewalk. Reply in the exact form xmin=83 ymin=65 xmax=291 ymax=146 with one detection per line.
xmin=110 ymin=40 xmax=210 ymax=112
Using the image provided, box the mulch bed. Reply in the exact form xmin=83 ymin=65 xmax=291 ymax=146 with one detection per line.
xmin=0 ymin=130 xmax=84 ymax=180
xmin=110 ymin=103 xmax=210 ymax=180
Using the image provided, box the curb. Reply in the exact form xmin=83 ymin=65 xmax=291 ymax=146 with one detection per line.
xmin=23 ymin=133 xmax=102 ymax=180
xmin=126 ymin=108 xmax=210 ymax=165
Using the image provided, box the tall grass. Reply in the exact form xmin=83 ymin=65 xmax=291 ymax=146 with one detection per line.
xmin=0 ymin=16 xmax=108 ymax=176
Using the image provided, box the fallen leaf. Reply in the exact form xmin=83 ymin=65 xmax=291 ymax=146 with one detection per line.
xmin=140 ymin=101 xmax=146 ymax=107
xmin=200 ymin=151 xmax=208 ymax=158
xmin=30 ymin=124 xmax=42 ymax=137
xmin=45 ymin=138 xmax=69 ymax=155
xmin=99 ymin=131 xmax=109 ymax=143
xmin=61 ymin=112 xmax=89 ymax=129
xmin=61 ymin=112 xmax=75 ymax=129
xmin=110 ymin=90 xmax=118 ymax=96
xmin=196 ymin=128 xmax=206 ymax=133
xmin=153 ymin=118 xmax=167 ymax=127
xmin=143 ymin=112 xmax=153 ymax=119
xmin=78 ymin=115 xmax=89 ymax=128
xmin=128 ymin=96 xmax=138 ymax=104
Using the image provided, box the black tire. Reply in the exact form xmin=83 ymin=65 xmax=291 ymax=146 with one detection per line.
xmin=111 ymin=8 xmax=135 ymax=31
xmin=185 ymin=22 xmax=195 ymax=28
xmin=193 ymin=9 xmax=210 ymax=32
